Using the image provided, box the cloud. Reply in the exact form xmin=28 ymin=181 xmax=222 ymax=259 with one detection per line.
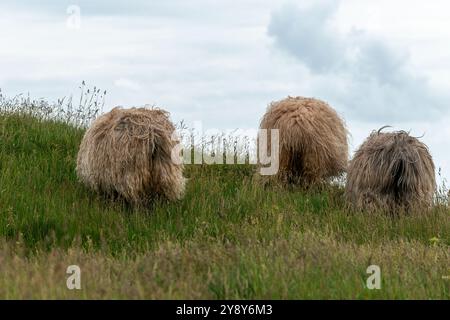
xmin=0 ymin=0 xmax=270 ymax=24
xmin=267 ymin=1 xmax=448 ymax=122
xmin=267 ymin=1 xmax=342 ymax=73
xmin=0 ymin=1 xmax=289 ymax=130
xmin=114 ymin=78 xmax=142 ymax=91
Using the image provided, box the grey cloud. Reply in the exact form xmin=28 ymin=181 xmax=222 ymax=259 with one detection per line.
xmin=267 ymin=1 xmax=447 ymax=122
xmin=267 ymin=2 xmax=342 ymax=73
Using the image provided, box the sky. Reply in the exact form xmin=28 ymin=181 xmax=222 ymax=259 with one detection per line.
xmin=0 ymin=0 xmax=449 ymax=183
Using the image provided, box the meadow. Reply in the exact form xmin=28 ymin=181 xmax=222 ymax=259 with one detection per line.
xmin=0 ymin=90 xmax=448 ymax=299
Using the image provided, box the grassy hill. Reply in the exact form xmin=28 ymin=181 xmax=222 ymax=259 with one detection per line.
xmin=0 ymin=111 xmax=448 ymax=299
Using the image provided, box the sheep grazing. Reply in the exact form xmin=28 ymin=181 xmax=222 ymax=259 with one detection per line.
xmin=259 ymin=96 xmax=348 ymax=186
xmin=346 ymin=128 xmax=436 ymax=212
xmin=76 ymin=107 xmax=185 ymax=205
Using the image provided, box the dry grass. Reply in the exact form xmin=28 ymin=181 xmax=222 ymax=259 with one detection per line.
xmin=76 ymin=107 xmax=185 ymax=205
xmin=346 ymin=128 xmax=436 ymax=212
xmin=259 ymin=96 xmax=348 ymax=186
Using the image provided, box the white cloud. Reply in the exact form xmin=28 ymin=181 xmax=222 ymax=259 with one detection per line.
xmin=114 ymin=78 xmax=142 ymax=91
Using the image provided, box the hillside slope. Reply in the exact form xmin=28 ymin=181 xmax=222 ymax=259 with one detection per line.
xmin=0 ymin=114 xmax=448 ymax=299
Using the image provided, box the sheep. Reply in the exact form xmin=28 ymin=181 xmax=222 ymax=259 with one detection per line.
xmin=76 ymin=107 xmax=185 ymax=205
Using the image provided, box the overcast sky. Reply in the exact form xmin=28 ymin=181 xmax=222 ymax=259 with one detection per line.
xmin=1 ymin=0 xmax=449 ymax=182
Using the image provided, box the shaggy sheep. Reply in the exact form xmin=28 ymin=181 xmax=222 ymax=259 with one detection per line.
xmin=346 ymin=128 xmax=436 ymax=212
xmin=259 ymin=96 xmax=348 ymax=186
xmin=76 ymin=107 xmax=185 ymax=205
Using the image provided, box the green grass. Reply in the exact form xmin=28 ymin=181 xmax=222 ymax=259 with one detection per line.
xmin=0 ymin=113 xmax=448 ymax=299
